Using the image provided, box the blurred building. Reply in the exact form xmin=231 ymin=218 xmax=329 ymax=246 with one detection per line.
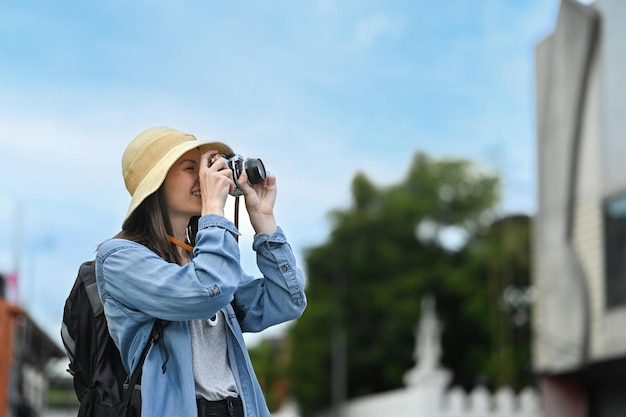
xmin=533 ymin=0 xmax=626 ymax=416
xmin=0 ymin=274 xmax=66 ymax=417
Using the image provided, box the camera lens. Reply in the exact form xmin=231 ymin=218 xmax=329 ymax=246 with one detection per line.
xmin=244 ymin=158 xmax=266 ymax=184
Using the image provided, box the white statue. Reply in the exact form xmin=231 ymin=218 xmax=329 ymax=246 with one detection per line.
xmin=404 ymin=295 xmax=450 ymax=388
xmin=416 ymin=295 xmax=441 ymax=372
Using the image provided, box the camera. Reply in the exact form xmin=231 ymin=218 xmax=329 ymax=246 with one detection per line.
xmin=215 ymin=153 xmax=266 ymax=197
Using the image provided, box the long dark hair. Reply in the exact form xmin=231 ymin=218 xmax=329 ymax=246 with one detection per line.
xmin=115 ymin=187 xmax=183 ymax=265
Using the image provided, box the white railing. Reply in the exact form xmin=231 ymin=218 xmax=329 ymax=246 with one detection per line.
xmin=274 ymin=296 xmax=540 ymax=417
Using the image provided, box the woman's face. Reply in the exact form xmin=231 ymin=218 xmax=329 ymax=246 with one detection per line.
xmin=163 ymin=149 xmax=203 ymax=224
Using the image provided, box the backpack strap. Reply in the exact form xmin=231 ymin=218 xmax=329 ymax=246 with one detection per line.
xmin=122 ymin=319 xmax=165 ymax=409
xmin=86 ymin=258 xmax=169 ymax=388
xmin=153 ymin=320 xmax=169 ymax=374
xmin=79 ymin=261 xmax=104 ymax=316
xmin=89 ymin=256 xmax=170 ymax=377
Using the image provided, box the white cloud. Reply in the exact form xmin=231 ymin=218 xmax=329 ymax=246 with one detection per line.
xmin=0 ymin=0 xmax=559 ymax=343
xmin=355 ymin=14 xmax=402 ymax=47
xmin=317 ymin=0 xmax=340 ymax=16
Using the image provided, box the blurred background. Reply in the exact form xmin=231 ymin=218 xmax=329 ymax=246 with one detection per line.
xmin=2 ymin=0 xmax=623 ymax=416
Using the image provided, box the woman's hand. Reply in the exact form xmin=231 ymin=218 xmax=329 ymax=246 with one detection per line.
xmin=199 ymin=151 xmax=235 ymax=217
xmin=238 ymin=169 xmax=278 ymax=235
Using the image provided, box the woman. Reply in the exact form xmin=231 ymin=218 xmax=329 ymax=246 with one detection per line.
xmin=95 ymin=126 xmax=307 ymax=416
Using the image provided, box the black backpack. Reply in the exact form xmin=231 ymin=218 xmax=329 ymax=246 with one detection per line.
xmin=61 ymin=261 xmax=165 ymax=417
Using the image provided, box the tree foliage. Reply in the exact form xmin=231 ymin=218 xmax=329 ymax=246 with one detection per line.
xmin=286 ymin=152 xmax=532 ymax=416
xmin=248 ymin=338 xmax=292 ymax=412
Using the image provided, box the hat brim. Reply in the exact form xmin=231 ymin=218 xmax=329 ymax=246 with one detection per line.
xmin=123 ymin=139 xmax=233 ymax=223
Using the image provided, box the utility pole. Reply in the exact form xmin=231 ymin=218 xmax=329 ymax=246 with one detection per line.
xmin=331 ymin=271 xmax=347 ymax=417
xmin=3 ymin=201 xmax=22 ymax=305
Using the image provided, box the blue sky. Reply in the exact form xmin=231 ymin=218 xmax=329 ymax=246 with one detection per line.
xmin=0 ymin=0 xmax=564 ymax=345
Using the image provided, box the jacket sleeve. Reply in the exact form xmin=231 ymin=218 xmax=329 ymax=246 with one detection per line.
xmin=96 ymin=215 xmax=252 ymax=322
xmin=231 ymin=227 xmax=307 ymax=332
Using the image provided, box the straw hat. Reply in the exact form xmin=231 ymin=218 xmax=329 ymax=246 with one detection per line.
xmin=122 ymin=126 xmax=233 ymax=222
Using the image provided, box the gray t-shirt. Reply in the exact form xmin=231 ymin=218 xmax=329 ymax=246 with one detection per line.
xmin=188 ymin=311 xmax=239 ymax=400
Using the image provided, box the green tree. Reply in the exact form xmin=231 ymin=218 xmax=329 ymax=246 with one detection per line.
xmin=287 ymin=152 xmax=532 ymax=416
xmin=248 ymin=338 xmax=292 ymax=412
xmin=459 ymin=214 xmax=533 ymax=389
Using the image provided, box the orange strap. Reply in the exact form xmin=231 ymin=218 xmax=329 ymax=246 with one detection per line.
xmin=168 ymin=235 xmax=194 ymax=252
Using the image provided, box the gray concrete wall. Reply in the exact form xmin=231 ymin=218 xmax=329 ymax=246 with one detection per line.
xmin=593 ymin=1 xmax=626 ymax=362
xmin=534 ymin=0 xmax=626 ymax=373
xmin=533 ymin=0 xmax=598 ymax=373
xmin=597 ymin=0 xmax=626 ymax=197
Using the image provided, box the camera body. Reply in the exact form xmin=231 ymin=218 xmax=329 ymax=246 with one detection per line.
xmin=216 ymin=153 xmax=266 ymax=197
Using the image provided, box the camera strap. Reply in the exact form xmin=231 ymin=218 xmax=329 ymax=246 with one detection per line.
xmin=168 ymin=235 xmax=194 ymax=252
xmin=234 ymin=197 xmax=240 ymax=242
xmin=170 ymin=199 xmax=241 ymax=249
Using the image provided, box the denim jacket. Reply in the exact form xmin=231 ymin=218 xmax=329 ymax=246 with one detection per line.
xmin=95 ymin=214 xmax=307 ymax=416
